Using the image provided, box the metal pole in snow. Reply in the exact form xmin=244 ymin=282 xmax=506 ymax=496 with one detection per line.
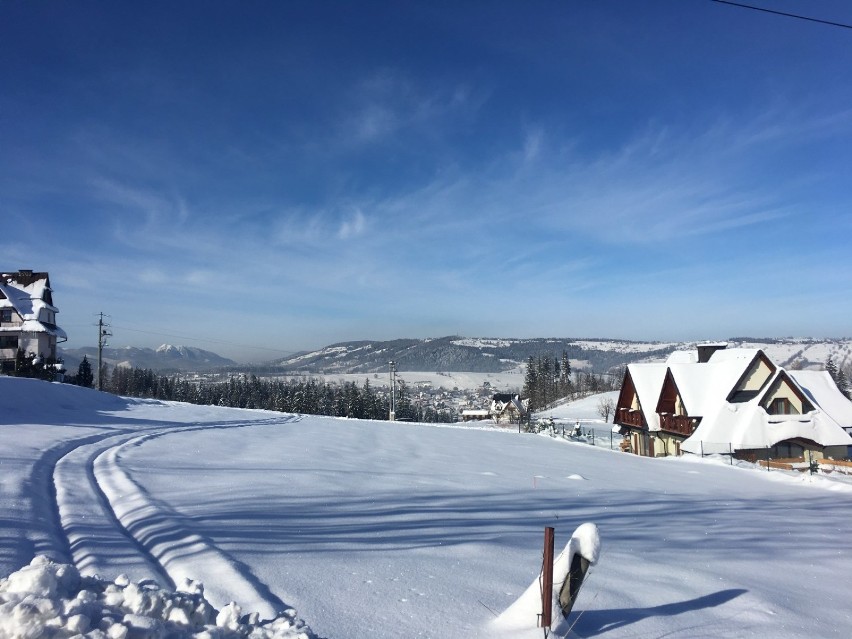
xmin=388 ymin=360 xmax=396 ymax=421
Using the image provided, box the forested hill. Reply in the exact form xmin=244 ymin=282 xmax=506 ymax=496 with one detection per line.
xmin=258 ymin=336 xmax=678 ymax=375
xmin=254 ymin=336 xmax=852 ymax=376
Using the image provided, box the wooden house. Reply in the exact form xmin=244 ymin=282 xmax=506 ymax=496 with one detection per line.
xmin=616 ymin=344 xmax=852 ymax=461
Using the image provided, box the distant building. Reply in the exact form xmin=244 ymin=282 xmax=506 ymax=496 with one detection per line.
xmin=615 ymin=343 xmax=852 ymax=461
xmin=490 ymin=393 xmax=530 ymax=425
xmin=0 ymin=270 xmax=67 ymax=373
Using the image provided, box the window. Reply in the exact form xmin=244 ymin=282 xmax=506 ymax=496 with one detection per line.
xmin=0 ymin=309 xmax=12 ymax=323
xmin=768 ymin=398 xmax=798 ymax=415
xmin=0 ymin=336 xmax=18 ymax=349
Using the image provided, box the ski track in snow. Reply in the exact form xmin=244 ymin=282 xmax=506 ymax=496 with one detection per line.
xmin=49 ymin=414 xmax=303 ymax=621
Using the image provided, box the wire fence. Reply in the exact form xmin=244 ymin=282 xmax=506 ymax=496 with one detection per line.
xmin=532 ymin=418 xmax=623 ymax=450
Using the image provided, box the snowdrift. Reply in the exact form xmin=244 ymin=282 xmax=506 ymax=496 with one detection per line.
xmin=0 ymin=556 xmax=313 ymax=639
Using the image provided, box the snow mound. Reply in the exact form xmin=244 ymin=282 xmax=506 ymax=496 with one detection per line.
xmin=0 ymin=556 xmax=313 ymax=639
xmin=491 ymin=523 xmax=600 ymax=638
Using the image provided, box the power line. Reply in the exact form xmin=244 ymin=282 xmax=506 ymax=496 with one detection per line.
xmin=711 ymin=0 xmax=852 ymax=30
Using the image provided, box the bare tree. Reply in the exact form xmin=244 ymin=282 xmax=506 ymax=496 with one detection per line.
xmin=597 ymin=397 xmax=616 ymax=422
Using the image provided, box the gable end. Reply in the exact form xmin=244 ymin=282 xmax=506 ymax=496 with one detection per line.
xmin=727 ymin=350 xmax=777 ymax=403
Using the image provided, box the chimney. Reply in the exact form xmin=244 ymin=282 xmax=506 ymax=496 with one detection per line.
xmin=697 ymin=342 xmax=728 ymax=363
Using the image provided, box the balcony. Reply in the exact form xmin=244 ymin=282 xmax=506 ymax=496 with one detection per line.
xmin=617 ymin=407 xmax=644 ymax=429
xmin=659 ymin=413 xmax=699 ymax=436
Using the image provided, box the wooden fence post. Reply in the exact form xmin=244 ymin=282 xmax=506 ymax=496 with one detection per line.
xmin=540 ymin=526 xmax=555 ymax=629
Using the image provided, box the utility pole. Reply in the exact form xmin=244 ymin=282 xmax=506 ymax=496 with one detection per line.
xmin=388 ymin=360 xmax=397 ymax=421
xmin=97 ymin=312 xmax=111 ymax=391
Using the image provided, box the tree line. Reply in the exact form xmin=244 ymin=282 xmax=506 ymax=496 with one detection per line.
xmin=522 ymin=350 xmax=621 ymax=410
xmin=65 ymin=359 xmax=456 ymax=423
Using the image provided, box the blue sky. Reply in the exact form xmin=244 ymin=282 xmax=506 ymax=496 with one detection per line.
xmin=2 ymin=1 xmax=852 ymax=362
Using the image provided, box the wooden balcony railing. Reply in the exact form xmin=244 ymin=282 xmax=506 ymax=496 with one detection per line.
xmin=659 ymin=413 xmax=699 ymax=436
xmin=616 ymin=407 xmax=644 ymax=429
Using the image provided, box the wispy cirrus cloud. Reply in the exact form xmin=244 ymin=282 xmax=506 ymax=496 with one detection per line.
xmin=336 ymin=69 xmax=481 ymax=146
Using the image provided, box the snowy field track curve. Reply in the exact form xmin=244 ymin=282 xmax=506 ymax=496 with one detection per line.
xmin=54 ymin=429 xmax=179 ymax=585
xmin=91 ymin=417 xmax=300 ymax=620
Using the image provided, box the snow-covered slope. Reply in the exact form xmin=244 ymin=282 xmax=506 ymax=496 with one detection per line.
xmin=2 ymin=377 xmax=852 ymax=638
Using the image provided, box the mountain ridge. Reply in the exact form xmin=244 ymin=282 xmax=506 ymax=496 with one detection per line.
xmin=59 ymin=344 xmax=237 ymax=374
xmin=59 ymin=336 xmax=852 ymax=376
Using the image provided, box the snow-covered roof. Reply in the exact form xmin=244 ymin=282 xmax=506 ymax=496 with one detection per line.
xmin=624 ymin=363 xmax=668 ymax=430
xmin=789 ymin=370 xmax=852 ymax=428
xmin=665 ymin=350 xmax=697 ymax=364
xmin=681 ymin=368 xmax=852 ymax=453
xmin=0 ymin=270 xmax=66 ymax=339
xmin=666 ymin=354 xmax=759 ymax=418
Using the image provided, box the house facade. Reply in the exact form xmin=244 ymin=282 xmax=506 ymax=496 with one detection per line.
xmin=490 ymin=393 xmax=530 ymax=425
xmin=0 ymin=270 xmax=67 ymax=372
xmin=616 ymin=344 xmax=852 ymax=461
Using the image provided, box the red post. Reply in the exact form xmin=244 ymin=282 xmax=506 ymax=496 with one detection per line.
xmin=540 ymin=526 xmax=555 ymax=628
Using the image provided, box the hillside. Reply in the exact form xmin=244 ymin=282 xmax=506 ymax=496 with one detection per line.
xmin=260 ymin=336 xmax=678 ymax=374
xmin=256 ymin=336 xmax=852 ymax=375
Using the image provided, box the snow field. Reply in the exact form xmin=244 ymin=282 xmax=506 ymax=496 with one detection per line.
xmin=3 ymin=377 xmax=852 ymax=638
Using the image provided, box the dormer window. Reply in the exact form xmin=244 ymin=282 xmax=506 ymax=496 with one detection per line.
xmin=767 ymin=398 xmax=798 ymax=415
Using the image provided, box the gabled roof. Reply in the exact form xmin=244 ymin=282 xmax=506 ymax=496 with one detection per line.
xmin=619 ymin=363 xmax=668 ymax=430
xmin=789 ymin=370 xmax=852 ymax=428
xmin=650 ymin=350 xmax=762 ymax=424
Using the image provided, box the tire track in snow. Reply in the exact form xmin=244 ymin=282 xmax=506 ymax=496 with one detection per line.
xmin=93 ymin=416 xmax=300 ymax=620
xmin=54 ymin=430 xmax=176 ymax=586
xmin=12 ymin=431 xmax=119 ymax=570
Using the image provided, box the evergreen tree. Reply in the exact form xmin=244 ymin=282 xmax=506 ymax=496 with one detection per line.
xmin=396 ymin=380 xmax=413 ymax=420
xmin=826 ymin=356 xmax=839 ymax=383
xmin=523 ymin=355 xmax=538 ymax=410
xmin=76 ymin=356 xmax=94 ymax=388
xmin=836 ymin=368 xmax=850 ymax=399
xmin=560 ymin=350 xmax=572 ymax=396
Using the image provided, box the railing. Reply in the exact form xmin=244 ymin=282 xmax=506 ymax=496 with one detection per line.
xmin=616 ymin=407 xmax=643 ymax=428
xmin=658 ymin=413 xmax=698 ymax=436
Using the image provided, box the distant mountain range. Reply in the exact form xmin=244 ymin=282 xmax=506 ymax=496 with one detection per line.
xmin=248 ymin=336 xmax=852 ymax=376
xmin=59 ymin=344 xmax=236 ymax=374
xmin=59 ymin=336 xmax=851 ymax=376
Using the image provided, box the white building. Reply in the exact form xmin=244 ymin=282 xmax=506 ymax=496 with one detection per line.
xmin=0 ymin=270 xmax=67 ymax=372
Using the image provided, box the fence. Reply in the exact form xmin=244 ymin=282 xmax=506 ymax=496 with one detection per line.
xmin=533 ymin=418 xmax=623 ymax=450
xmin=697 ymin=441 xmax=735 ymax=464
xmin=697 ymin=442 xmax=829 ymax=475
